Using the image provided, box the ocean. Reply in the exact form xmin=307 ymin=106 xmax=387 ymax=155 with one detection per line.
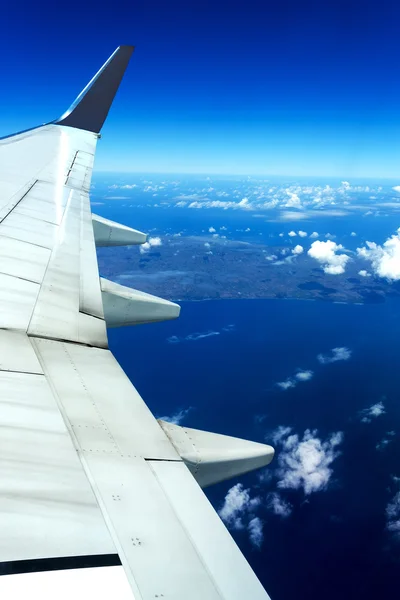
xmin=109 ymin=297 xmax=400 ymax=599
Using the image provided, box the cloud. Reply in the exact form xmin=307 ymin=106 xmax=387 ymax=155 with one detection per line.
xmin=168 ymin=330 xmax=220 ymax=343
xmin=167 ymin=326 xmax=235 ymax=344
xmin=284 ymin=192 xmax=302 ymax=209
xmin=359 ymin=401 xmax=385 ymax=423
xmin=317 ymin=347 xmax=352 ymax=364
xmin=310 ymin=232 xmax=319 ymax=239
xmin=267 ymin=492 xmax=293 ymax=518
xmin=350 ymin=232 xmax=357 ymax=237
xmin=376 ymin=432 xmax=395 ymax=451
xmin=386 ymin=479 xmax=400 ymax=536
xmin=275 ymin=428 xmax=344 ymax=495
xmin=358 ymin=270 xmax=371 ymax=277
xmin=219 ymin=483 xmax=261 ymax=531
xmin=186 ymin=331 xmax=220 ymax=341
xmin=308 ymin=240 xmax=350 ymax=275
xmin=295 ymin=370 xmax=313 ymax=381
xmin=270 ymin=426 xmax=293 ymax=445
xmin=248 ymin=517 xmax=263 ymax=548
xmin=277 ymin=369 xmax=313 ymax=390
xmin=277 ymin=379 xmax=296 ymax=390
xmin=245 ymin=227 xmax=251 ymax=232
xmin=298 ymin=231 xmax=308 ymax=238
xmin=392 ymin=186 xmax=400 ymax=193
xmin=209 ymin=226 xmax=216 ymax=233
xmin=204 ymin=242 xmax=211 ymax=248
xmin=140 ymin=236 xmax=162 ymax=254
xmin=158 ymin=407 xmax=192 ymax=425
xmin=357 ymin=228 xmax=400 ymax=280
xmin=292 ymin=245 xmax=304 ymax=255
xmin=288 ymin=231 xmax=297 ymax=237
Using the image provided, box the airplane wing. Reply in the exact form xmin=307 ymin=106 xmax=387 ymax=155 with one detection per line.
xmin=0 ymin=46 xmax=274 ymax=599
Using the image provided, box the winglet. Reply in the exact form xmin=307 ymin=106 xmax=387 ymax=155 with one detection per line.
xmin=56 ymin=45 xmax=134 ymax=133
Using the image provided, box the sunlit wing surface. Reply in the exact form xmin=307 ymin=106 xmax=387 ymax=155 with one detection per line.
xmin=0 ymin=46 xmax=274 ymax=598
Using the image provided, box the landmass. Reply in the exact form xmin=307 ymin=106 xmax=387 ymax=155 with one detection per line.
xmin=97 ymin=235 xmax=400 ymax=304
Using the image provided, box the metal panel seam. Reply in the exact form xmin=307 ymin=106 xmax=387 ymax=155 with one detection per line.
xmin=147 ymin=460 xmax=225 ymax=600
xmin=0 ymin=180 xmax=38 ymax=224
xmin=28 ymin=337 xmax=144 ymax=600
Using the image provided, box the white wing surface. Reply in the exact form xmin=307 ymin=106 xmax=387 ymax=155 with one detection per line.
xmin=0 ymin=46 xmax=274 ymax=598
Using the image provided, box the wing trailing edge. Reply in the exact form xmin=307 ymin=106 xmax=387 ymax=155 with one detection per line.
xmin=56 ymin=45 xmax=134 ymax=133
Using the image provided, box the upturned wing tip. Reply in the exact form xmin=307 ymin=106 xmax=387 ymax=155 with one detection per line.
xmin=56 ymin=45 xmax=134 ymax=134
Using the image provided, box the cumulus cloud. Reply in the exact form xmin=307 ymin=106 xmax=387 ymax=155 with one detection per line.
xmin=310 ymin=231 xmax=319 ymax=239
xmin=248 ymin=517 xmax=264 ymax=548
xmin=295 ymin=370 xmax=313 ymax=381
xmin=277 ymin=370 xmax=313 ymax=390
xmin=204 ymin=242 xmax=211 ymax=248
xmin=358 ymin=270 xmax=371 ymax=277
xmin=298 ymin=230 xmax=308 ymax=238
xmin=208 ymin=226 xmax=216 ymax=233
xmin=350 ymin=232 xmax=357 ymax=237
xmin=357 ymin=228 xmax=400 ymax=280
xmin=292 ymin=245 xmax=304 ymax=255
xmin=275 ymin=428 xmax=344 ymax=495
xmin=288 ymin=231 xmax=297 ymax=237
xmin=140 ymin=236 xmax=162 ymax=254
xmin=308 ymin=240 xmax=350 ymax=275
xmin=284 ymin=192 xmax=302 ymax=209
xmin=277 ymin=379 xmax=296 ymax=390
xmin=267 ymin=492 xmax=292 ymax=518
xmin=359 ymin=401 xmax=385 ymax=423
xmin=158 ymin=407 xmax=192 ymax=425
xmin=317 ymin=347 xmax=352 ymax=364
xmin=392 ymin=186 xmax=400 ymax=193
xmin=219 ymin=483 xmax=261 ymax=531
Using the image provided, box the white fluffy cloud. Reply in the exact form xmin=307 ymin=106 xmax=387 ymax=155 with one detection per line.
xmin=140 ymin=236 xmax=162 ymax=254
xmin=295 ymin=370 xmax=313 ymax=381
xmin=288 ymin=231 xmax=297 ymax=237
xmin=317 ymin=347 xmax=352 ymax=364
xmin=275 ymin=428 xmax=344 ymax=495
xmin=350 ymin=232 xmax=357 ymax=237
xmin=357 ymin=228 xmax=400 ymax=280
xmin=310 ymin=231 xmax=319 ymax=239
xmin=267 ymin=492 xmax=292 ymax=518
xmin=277 ymin=379 xmax=296 ymax=390
xmin=284 ymin=192 xmax=302 ymax=209
xmin=248 ymin=517 xmax=263 ymax=548
xmin=208 ymin=226 xmax=216 ymax=233
xmin=292 ymin=245 xmax=304 ymax=255
xmin=308 ymin=240 xmax=350 ymax=275
xmin=298 ymin=230 xmax=308 ymax=238
xmin=277 ymin=370 xmax=313 ymax=390
xmin=158 ymin=407 xmax=192 ymax=425
xmin=204 ymin=242 xmax=211 ymax=248
xmin=359 ymin=401 xmax=385 ymax=423
xmin=219 ymin=483 xmax=261 ymax=534
xmin=358 ymin=270 xmax=371 ymax=277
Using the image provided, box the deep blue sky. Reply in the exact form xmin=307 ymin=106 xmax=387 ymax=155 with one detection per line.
xmin=2 ymin=0 xmax=400 ymax=177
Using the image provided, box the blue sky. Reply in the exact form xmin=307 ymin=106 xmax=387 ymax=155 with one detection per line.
xmin=2 ymin=0 xmax=400 ymax=177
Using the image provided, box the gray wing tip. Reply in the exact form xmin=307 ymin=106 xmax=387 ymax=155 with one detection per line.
xmin=56 ymin=45 xmax=135 ymax=134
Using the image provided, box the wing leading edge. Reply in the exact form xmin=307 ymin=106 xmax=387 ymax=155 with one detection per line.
xmin=0 ymin=47 xmax=274 ymax=599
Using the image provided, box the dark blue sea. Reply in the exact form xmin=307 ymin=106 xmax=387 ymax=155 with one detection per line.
xmin=109 ymin=297 xmax=400 ymax=600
